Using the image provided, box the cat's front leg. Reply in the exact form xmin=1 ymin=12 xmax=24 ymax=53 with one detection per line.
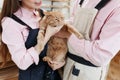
xmin=35 ymin=30 xmax=45 ymax=52
xmin=66 ymin=24 xmax=84 ymax=39
xmin=43 ymin=56 xmax=52 ymax=62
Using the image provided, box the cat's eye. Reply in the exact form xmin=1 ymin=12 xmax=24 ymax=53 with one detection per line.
xmin=55 ymin=17 xmax=59 ymax=21
xmin=47 ymin=15 xmax=51 ymax=19
xmin=55 ymin=18 xmax=59 ymax=21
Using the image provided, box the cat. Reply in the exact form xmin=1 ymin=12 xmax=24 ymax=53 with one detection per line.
xmin=106 ymin=51 xmax=120 ymax=80
xmin=36 ymin=11 xmax=83 ymax=63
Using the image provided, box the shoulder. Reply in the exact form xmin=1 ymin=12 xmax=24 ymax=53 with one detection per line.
xmin=1 ymin=16 xmax=25 ymax=31
xmin=96 ymin=0 xmax=120 ymax=19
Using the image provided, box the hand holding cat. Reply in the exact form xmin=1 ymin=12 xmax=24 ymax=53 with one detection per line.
xmin=55 ymin=23 xmax=83 ymax=39
xmin=43 ymin=25 xmax=64 ymax=44
xmin=48 ymin=60 xmax=65 ymax=70
xmin=46 ymin=25 xmax=64 ymax=37
xmin=35 ymin=24 xmax=64 ymax=54
xmin=55 ymin=28 xmax=71 ymax=39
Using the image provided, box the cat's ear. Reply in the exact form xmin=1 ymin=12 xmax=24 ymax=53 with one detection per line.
xmin=44 ymin=12 xmax=51 ymax=16
xmin=44 ymin=12 xmax=48 ymax=15
xmin=57 ymin=11 xmax=64 ymax=20
xmin=43 ymin=12 xmax=52 ymax=19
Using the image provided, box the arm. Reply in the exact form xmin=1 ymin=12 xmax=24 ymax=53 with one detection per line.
xmin=2 ymin=18 xmax=39 ymax=70
xmin=35 ymin=25 xmax=64 ymax=57
xmin=68 ymin=7 xmax=120 ymax=66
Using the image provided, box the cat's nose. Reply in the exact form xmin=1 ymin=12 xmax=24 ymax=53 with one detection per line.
xmin=55 ymin=19 xmax=59 ymax=21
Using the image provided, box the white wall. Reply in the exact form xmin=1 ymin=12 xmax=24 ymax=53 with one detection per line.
xmin=42 ymin=0 xmax=71 ymax=19
xmin=0 ymin=0 xmax=3 ymax=9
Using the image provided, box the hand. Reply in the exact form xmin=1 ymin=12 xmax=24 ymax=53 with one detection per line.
xmin=45 ymin=25 xmax=64 ymax=37
xmin=54 ymin=23 xmax=72 ymax=39
xmin=55 ymin=30 xmax=71 ymax=39
xmin=35 ymin=31 xmax=45 ymax=54
xmin=48 ymin=60 xmax=65 ymax=70
xmin=43 ymin=25 xmax=64 ymax=45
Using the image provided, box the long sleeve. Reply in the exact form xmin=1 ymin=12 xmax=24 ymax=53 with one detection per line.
xmin=2 ymin=17 xmax=39 ymax=70
xmin=68 ymin=7 xmax=120 ymax=66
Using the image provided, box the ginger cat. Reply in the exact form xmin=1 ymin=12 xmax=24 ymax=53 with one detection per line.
xmin=37 ymin=11 xmax=83 ymax=63
xmin=106 ymin=51 xmax=120 ymax=80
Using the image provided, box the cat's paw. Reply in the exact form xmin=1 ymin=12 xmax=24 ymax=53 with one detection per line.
xmin=75 ymin=32 xmax=84 ymax=39
xmin=37 ymin=32 xmax=45 ymax=51
xmin=43 ymin=56 xmax=51 ymax=62
xmin=43 ymin=57 xmax=48 ymax=61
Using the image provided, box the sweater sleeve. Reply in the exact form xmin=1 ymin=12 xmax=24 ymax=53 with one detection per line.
xmin=68 ymin=7 xmax=120 ymax=66
xmin=2 ymin=17 xmax=39 ymax=70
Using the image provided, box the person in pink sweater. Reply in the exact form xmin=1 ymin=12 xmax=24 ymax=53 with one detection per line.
xmin=56 ymin=0 xmax=120 ymax=80
xmin=0 ymin=0 xmax=64 ymax=80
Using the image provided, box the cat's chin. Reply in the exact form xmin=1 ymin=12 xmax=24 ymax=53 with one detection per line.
xmin=49 ymin=24 xmax=57 ymax=27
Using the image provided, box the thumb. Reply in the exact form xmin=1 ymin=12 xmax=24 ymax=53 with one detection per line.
xmin=55 ymin=25 xmax=64 ymax=31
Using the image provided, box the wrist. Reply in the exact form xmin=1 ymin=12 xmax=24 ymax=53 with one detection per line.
xmin=39 ymin=30 xmax=45 ymax=36
xmin=34 ymin=45 xmax=40 ymax=55
xmin=35 ymin=44 xmax=43 ymax=55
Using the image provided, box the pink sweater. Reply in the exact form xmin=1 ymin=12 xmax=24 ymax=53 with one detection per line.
xmin=2 ymin=7 xmax=40 ymax=70
xmin=68 ymin=0 xmax=120 ymax=66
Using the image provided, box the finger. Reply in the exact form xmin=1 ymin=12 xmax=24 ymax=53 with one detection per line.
xmin=48 ymin=62 xmax=54 ymax=68
xmin=51 ymin=62 xmax=65 ymax=70
xmin=49 ymin=60 xmax=54 ymax=64
xmin=50 ymin=61 xmax=60 ymax=65
xmin=55 ymin=25 xmax=63 ymax=31
xmin=49 ymin=64 xmax=56 ymax=70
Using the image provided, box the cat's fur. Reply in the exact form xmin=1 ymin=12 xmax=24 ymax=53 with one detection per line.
xmin=37 ymin=11 xmax=83 ymax=63
xmin=106 ymin=51 xmax=120 ymax=80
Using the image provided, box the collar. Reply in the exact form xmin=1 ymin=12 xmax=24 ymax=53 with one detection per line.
xmin=15 ymin=7 xmax=40 ymax=19
xmin=20 ymin=7 xmax=36 ymax=18
xmin=14 ymin=7 xmax=41 ymax=29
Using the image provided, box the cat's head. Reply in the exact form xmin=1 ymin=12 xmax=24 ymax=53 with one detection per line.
xmin=43 ymin=11 xmax=64 ymax=27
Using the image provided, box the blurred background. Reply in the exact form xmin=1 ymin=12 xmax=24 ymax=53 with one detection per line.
xmin=0 ymin=0 xmax=3 ymax=10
